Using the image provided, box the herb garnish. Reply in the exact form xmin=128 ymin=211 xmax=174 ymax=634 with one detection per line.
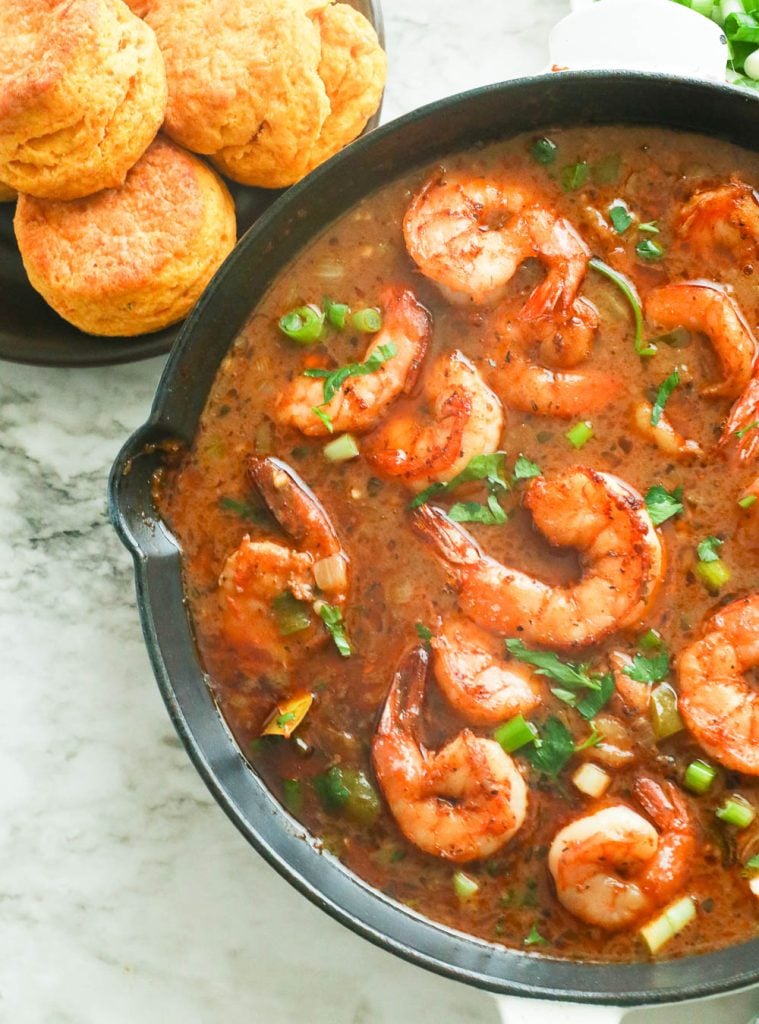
xmin=415 ymin=622 xmax=434 ymax=643
xmin=623 ymin=649 xmax=670 ymax=684
xmin=644 ymin=484 xmax=683 ymax=526
xmin=305 ymin=342 xmax=396 ymax=432
xmin=410 ymin=451 xmax=510 ymax=523
xmin=608 ymin=200 xmax=633 ymax=234
xmin=524 ymin=923 xmax=549 ymax=947
xmin=651 ymin=370 xmax=680 ymax=426
xmin=513 ymin=454 xmax=542 ymax=480
xmin=588 ymin=258 xmax=652 ymax=357
xmin=318 ymin=602 xmax=351 ymax=657
xmin=735 ymin=419 xmax=759 ymax=440
xmin=697 ymin=535 xmax=724 ymax=563
xmin=525 ymin=717 xmax=575 ymax=777
xmin=506 ymin=640 xmax=614 ymax=721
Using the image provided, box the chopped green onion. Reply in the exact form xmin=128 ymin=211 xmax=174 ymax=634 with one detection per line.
xmin=350 ymin=308 xmax=382 ymax=333
xmin=650 ymin=682 xmax=684 ymax=741
xmin=324 ymin=297 xmax=350 ymax=330
xmin=608 ymin=200 xmax=634 ymax=233
xmin=640 ymin=896 xmax=696 ymax=954
xmin=453 ymin=870 xmax=480 ymax=901
xmin=684 ymin=759 xmax=718 ymax=795
xmin=644 ymin=483 xmax=684 ymax=526
xmin=651 ymin=371 xmax=680 ymax=426
xmin=493 ymin=714 xmax=539 ymax=753
xmin=638 ymin=220 xmax=660 ymax=234
xmin=524 ymin=923 xmax=549 ymax=947
xmin=317 ymin=602 xmax=351 ymax=657
xmin=695 ymin=558 xmax=731 ymax=592
xmin=725 ymin=10 xmax=759 ymax=42
xmin=565 ymin=421 xmax=594 ymax=448
xmin=696 ymin=535 xmax=724 ymax=562
xmin=735 ymin=418 xmax=759 ymax=439
xmin=531 ymin=137 xmax=558 ymax=165
xmin=589 ymin=258 xmax=651 ymax=356
xmin=561 ymin=161 xmax=589 ymax=191
xmin=743 ymin=854 xmax=759 ymax=875
xmin=739 ymin=493 xmax=757 ymax=509
xmin=636 ymin=238 xmax=666 ymax=261
xmin=305 ymin=341 xmax=396 ymax=406
xmin=272 ymin=592 xmax=312 ymax=636
xmin=313 ymin=766 xmax=350 ymax=811
xmin=323 ymin=433 xmax=360 ymax=462
xmin=716 ymin=794 xmax=756 ymax=829
xmin=312 ymin=406 xmax=334 ymax=433
xmin=415 ymin=622 xmax=434 ymax=643
xmin=282 ymin=778 xmax=303 ymax=814
xmin=513 ymin=454 xmax=542 ymax=480
xmin=278 ymin=304 xmax=325 ymax=345
xmin=640 ymin=628 xmax=664 ymax=650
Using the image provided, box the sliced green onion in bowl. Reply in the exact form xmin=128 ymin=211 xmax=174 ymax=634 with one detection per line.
xmin=323 ymin=433 xmax=360 ymax=462
xmin=351 ymin=308 xmax=382 ymax=333
xmin=493 ymin=714 xmax=539 ymax=754
xmin=716 ymin=794 xmax=756 ymax=828
xmin=278 ymin=304 xmax=325 ymax=344
xmin=684 ymin=759 xmax=717 ymax=795
xmin=639 ymin=896 xmax=696 ymax=954
xmin=566 ymin=421 xmax=594 ymax=449
xmin=453 ymin=870 xmax=480 ymax=902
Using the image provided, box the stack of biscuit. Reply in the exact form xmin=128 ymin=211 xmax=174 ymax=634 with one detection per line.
xmin=1 ymin=0 xmax=386 ymax=338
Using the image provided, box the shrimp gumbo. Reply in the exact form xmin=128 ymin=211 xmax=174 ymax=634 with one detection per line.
xmin=156 ymin=127 xmax=759 ymax=962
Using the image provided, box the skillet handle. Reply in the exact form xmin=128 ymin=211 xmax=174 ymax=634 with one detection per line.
xmin=494 ymin=996 xmax=624 ymax=1024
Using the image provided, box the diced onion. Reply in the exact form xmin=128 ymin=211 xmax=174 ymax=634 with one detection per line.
xmin=572 ymin=762 xmax=611 ymax=798
xmin=639 ymin=896 xmax=696 ymax=954
xmin=313 ymin=553 xmax=348 ymax=593
xmin=749 ymin=876 xmax=759 ymax=898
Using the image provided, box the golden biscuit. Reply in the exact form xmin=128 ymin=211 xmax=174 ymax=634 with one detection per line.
xmin=0 ymin=0 xmax=167 ymax=200
xmin=0 ymin=180 xmax=16 ymax=202
xmin=124 ymin=0 xmax=152 ymax=15
xmin=148 ymin=0 xmax=384 ymax=189
xmin=14 ymin=137 xmax=237 ymax=337
xmin=303 ymin=3 xmax=386 ymax=174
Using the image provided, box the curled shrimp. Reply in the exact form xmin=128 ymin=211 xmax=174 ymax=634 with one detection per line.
xmin=431 ymin=616 xmax=542 ymax=725
xmin=645 ymin=282 xmax=756 ymax=399
xmin=489 ymin=296 xmax=621 ymax=418
xmin=678 ymin=594 xmax=759 ymax=775
xmin=631 ymin=400 xmax=704 ymax=460
xmin=274 ymin=285 xmax=431 ymax=436
xmin=403 ymin=170 xmax=591 ymax=313
xmin=218 ymin=456 xmax=348 ymax=663
xmin=372 ymin=645 xmax=528 ymax=862
xmin=548 ymin=778 xmax=695 ymax=931
xmin=413 ymin=466 xmax=664 ymax=649
xmin=678 ymin=179 xmax=759 ymax=259
xmin=364 ymin=349 xmax=504 ymax=491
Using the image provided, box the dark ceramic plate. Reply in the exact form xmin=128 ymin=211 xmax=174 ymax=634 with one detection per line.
xmin=0 ymin=0 xmax=384 ymax=368
xmin=110 ymin=73 xmax=759 ymax=1009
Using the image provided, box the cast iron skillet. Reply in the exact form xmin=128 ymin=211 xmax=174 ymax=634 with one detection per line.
xmin=0 ymin=0 xmax=383 ymax=368
xmin=109 ymin=72 xmax=759 ymax=1012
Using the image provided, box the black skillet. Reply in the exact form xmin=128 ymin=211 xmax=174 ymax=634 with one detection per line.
xmin=108 ymin=73 xmax=759 ymax=1014
xmin=0 ymin=0 xmax=383 ymax=368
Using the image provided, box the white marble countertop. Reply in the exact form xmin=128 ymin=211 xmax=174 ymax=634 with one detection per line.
xmin=2 ymin=2 xmax=758 ymax=1022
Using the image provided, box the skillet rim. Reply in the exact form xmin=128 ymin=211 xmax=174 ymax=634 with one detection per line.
xmin=109 ymin=70 xmax=759 ymax=1006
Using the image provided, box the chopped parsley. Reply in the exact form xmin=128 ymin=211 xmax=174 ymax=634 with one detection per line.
xmin=623 ymin=649 xmax=670 ymax=684
xmin=449 ymin=493 xmax=508 ymax=525
xmin=410 ymin=451 xmax=509 ymax=511
xmin=651 ymin=370 xmax=680 ymax=426
xmin=525 ymin=717 xmax=575 ymax=777
xmin=697 ymin=535 xmax=724 ymax=563
xmin=524 ymin=923 xmax=549 ymax=947
xmin=415 ymin=622 xmax=434 ymax=643
xmin=506 ymin=640 xmax=613 ymax=720
xmin=318 ymin=602 xmax=351 ymax=657
xmin=531 ymin=137 xmax=558 ymax=165
xmin=305 ymin=341 xmax=396 ymax=430
xmin=636 ymin=238 xmax=665 ymax=261
xmin=644 ymin=483 xmax=684 ymax=526
xmin=513 ymin=454 xmax=542 ymax=480
xmin=608 ymin=200 xmax=633 ymax=234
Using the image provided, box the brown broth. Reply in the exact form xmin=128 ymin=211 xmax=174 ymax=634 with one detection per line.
xmin=157 ymin=126 xmax=759 ymax=962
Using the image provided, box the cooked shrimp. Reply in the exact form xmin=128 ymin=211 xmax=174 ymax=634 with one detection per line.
xmin=645 ymin=282 xmax=756 ymax=399
xmin=413 ymin=467 xmax=664 ymax=649
xmin=431 ymin=616 xmax=542 ymax=725
xmin=632 ymin=400 xmax=704 ymax=460
xmin=678 ymin=179 xmax=759 ymax=259
xmin=274 ymin=285 xmax=431 ymax=436
xmin=610 ymin=651 xmax=651 ymax=715
xmin=548 ymin=778 xmax=695 ymax=930
xmin=490 ymin=296 xmax=621 ymax=418
xmin=678 ymin=594 xmax=759 ymax=775
xmin=403 ymin=170 xmax=590 ymax=313
xmin=219 ymin=457 xmax=348 ymax=663
xmin=372 ymin=645 xmax=528 ymax=862
xmin=723 ymin=374 xmax=759 ymax=462
xmin=364 ymin=350 xmax=504 ymax=491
